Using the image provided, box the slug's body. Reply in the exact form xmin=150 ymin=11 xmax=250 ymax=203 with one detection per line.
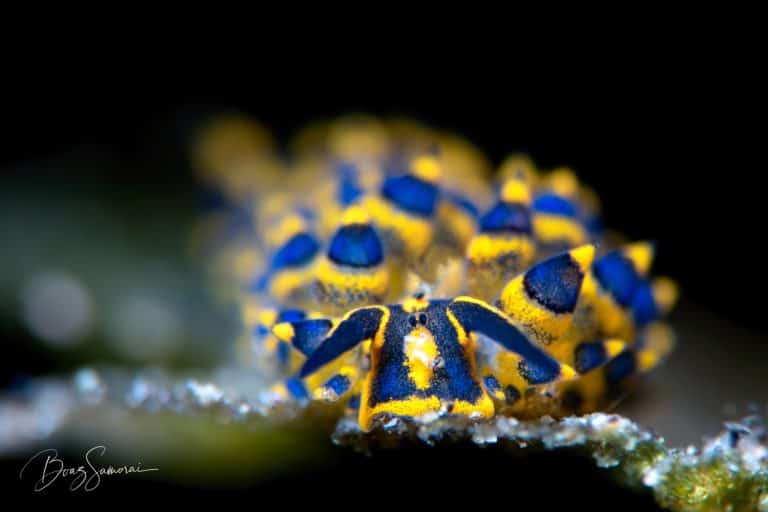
xmin=194 ymin=115 xmax=678 ymax=431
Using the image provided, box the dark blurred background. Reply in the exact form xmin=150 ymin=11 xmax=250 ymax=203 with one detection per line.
xmin=1 ymin=58 xmax=764 ymax=507
xmin=3 ymin=70 xmax=764 ymax=336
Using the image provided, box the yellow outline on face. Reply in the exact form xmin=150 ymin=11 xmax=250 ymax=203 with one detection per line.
xmin=358 ymin=303 xmax=493 ymax=431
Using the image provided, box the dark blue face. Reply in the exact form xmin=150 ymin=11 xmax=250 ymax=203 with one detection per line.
xmin=368 ymin=300 xmax=483 ymax=408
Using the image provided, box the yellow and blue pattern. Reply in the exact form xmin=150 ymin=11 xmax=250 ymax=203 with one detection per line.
xmin=192 ymin=114 xmax=678 ymax=431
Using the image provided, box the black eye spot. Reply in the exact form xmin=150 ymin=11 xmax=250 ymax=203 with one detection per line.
xmin=414 ymin=291 xmax=425 ymax=300
xmin=408 ymin=315 xmax=417 ymax=327
xmin=418 ymin=313 xmax=427 ymax=325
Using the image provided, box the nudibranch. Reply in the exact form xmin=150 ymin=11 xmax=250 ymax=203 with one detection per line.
xmin=192 ymin=114 xmax=678 ymax=431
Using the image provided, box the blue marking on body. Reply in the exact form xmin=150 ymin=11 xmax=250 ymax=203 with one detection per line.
xmin=327 ymin=224 xmax=384 ymax=268
xmin=289 ymin=318 xmax=334 ymax=356
xmin=479 ymin=202 xmax=532 ymax=234
xmin=631 ymin=281 xmax=659 ymax=327
xmin=574 ymin=341 xmax=608 ymax=374
xmin=324 ymin=374 xmax=351 ymax=396
xmin=336 ymin=162 xmax=364 ymax=206
xmin=593 ymin=251 xmax=641 ymax=307
xmin=347 ymin=394 xmax=361 ymax=410
xmin=339 ymin=178 xmax=363 ymax=206
xmin=483 ymin=374 xmax=501 ymax=393
xmin=271 ymin=233 xmax=321 ymax=270
xmin=249 ymin=273 xmax=270 ymax=293
xmin=605 ymin=350 xmax=636 ymax=385
xmin=254 ymin=324 xmax=270 ymax=338
xmin=285 ymin=377 xmax=309 ymax=400
xmin=277 ymin=309 xmax=307 ymax=323
xmin=533 ymin=193 xmax=579 ymax=218
xmin=448 ymin=298 xmax=561 ymax=384
xmin=381 ymin=174 xmax=438 ymax=217
xmin=523 ymin=252 xmax=584 ymax=313
xmin=517 ymin=360 xmax=558 ymax=385
xmin=446 ymin=192 xmax=479 ymax=218
xmin=276 ymin=341 xmax=291 ymax=369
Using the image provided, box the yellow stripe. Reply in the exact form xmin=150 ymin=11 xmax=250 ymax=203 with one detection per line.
xmin=316 ymin=258 xmax=389 ymax=297
xmin=533 ymin=214 xmax=587 ymax=246
xmin=410 ymin=155 xmax=442 ymax=183
xmin=466 ymin=234 xmax=535 ymax=265
xmin=622 ymin=241 xmax=655 ymax=276
xmin=500 ymin=179 xmax=531 ymax=204
xmin=652 ymin=277 xmax=679 ymax=315
xmin=340 ymin=205 xmax=371 ymax=225
xmin=402 ymin=295 xmax=430 ymax=313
